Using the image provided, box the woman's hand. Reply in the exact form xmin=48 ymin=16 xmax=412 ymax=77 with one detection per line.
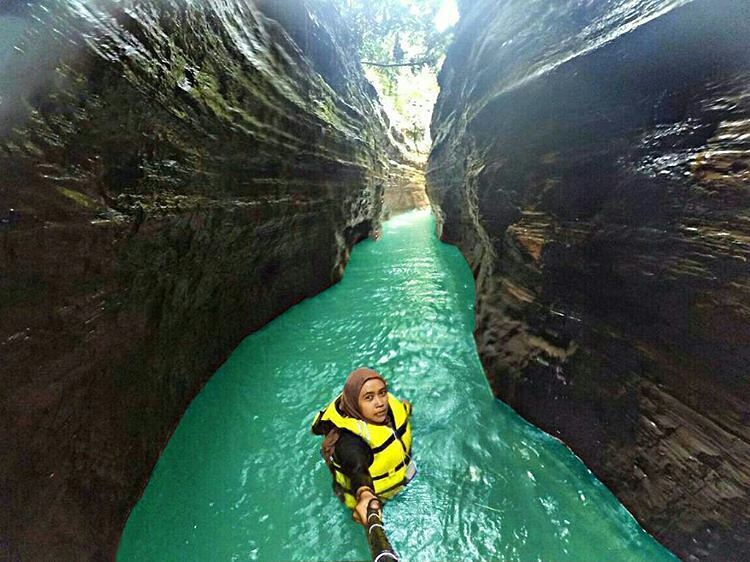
xmin=353 ymin=487 xmax=380 ymax=526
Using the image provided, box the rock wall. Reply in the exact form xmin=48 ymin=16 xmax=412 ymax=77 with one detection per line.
xmin=0 ymin=0 xmax=400 ymax=558
xmin=384 ymin=159 xmax=429 ymax=218
xmin=428 ymin=1 xmax=750 ymax=560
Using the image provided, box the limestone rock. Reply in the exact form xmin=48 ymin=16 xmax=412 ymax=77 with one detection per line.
xmin=384 ymin=158 xmax=429 ymax=218
xmin=428 ymin=1 xmax=750 ymax=559
xmin=0 ymin=0 xmax=398 ymax=558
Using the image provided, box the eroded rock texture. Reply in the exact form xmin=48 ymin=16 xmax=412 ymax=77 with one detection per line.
xmin=0 ymin=0 xmax=402 ymax=558
xmin=384 ymin=158 xmax=429 ymax=217
xmin=428 ymin=0 xmax=750 ymax=559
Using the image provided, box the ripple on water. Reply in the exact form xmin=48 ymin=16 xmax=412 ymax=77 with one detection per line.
xmin=118 ymin=210 xmax=676 ymax=562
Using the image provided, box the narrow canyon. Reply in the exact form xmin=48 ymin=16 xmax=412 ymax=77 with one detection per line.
xmin=1 ymin=0 xmax=747 ymax=560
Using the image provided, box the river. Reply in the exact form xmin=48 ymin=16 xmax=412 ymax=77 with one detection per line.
xmin=118 ymin=209 xmax=675 ymax=561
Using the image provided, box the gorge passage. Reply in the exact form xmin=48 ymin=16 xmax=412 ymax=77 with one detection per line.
xmin=118 ymin=211 xmax=675 ymax=562
xmin=1 ymin=0 xmax=748 ymax=560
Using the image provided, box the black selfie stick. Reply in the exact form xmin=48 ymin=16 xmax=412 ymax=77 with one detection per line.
xmin=364 ymin=498 xmax=399 ymax=562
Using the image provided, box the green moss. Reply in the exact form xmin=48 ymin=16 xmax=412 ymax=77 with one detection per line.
xmin=22 ymin=140 xmax=44 ymax=157
xmin=56 ymin=186 xmax=98 ymax=209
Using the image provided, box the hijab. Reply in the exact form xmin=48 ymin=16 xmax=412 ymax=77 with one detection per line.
xmin=321 ymin=367 xmax=386 ymax=462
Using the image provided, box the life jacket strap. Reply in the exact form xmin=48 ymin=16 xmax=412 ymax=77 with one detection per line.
xmin=370 ymin=420 xmax=409 ymax=454
xmin=371 ymin=460 xmax=406 ymax=481
xmin=377 ymin=478 xmax=407 ymax=496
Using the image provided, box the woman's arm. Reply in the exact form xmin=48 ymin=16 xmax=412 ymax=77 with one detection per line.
xmin=334 ymin=431 xmax=379 ymax=525
xmin=333 ymin=430 xmax=374 ymax=495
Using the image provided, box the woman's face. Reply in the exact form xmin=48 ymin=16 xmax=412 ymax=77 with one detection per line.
xmin=358 ymin=378 xmax=388 ymax=424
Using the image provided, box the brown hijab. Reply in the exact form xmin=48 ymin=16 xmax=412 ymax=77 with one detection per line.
xmin=321 ymin=367 xmax=386 ymax=462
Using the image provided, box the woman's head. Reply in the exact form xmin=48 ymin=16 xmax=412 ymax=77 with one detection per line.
xmin=341 ymin=367 xmax=389 ymax=424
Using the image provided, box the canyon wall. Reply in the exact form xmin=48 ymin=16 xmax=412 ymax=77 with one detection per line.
xmin=428 ymin=0 xmax=750 ymax=560
xmin=384 ymin=159 xmax=429 ymax=218
xmin=0 ymin=0 xmax=402 ymax=558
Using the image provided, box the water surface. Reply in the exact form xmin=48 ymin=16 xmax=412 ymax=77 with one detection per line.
xmin=118 ymin=210 xmax=675 ymax=561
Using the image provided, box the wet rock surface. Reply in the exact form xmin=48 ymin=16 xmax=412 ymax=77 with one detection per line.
xmin=428 ymin=0 xmax=750 ymax=560
xmin=0 ymin=0 xmax=403 ymax=558
xmin=384 ymin=158 xmax=429 ymax=217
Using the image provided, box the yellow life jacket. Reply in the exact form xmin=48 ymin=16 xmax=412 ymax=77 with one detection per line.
xmin=314 ymin=393 xmax=413 ymax=509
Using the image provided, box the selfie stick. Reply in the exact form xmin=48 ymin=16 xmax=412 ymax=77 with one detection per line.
xmin=364 ymin=499 xmax=399 ymax=562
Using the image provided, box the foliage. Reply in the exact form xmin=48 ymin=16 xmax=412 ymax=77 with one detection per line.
xmin=326 ymin=0 xmax=457 ymax=157
xmin=329 ymin=0 xmax=452 ymax=75
xmin=364 ymin=64 xmax=438 ymax=155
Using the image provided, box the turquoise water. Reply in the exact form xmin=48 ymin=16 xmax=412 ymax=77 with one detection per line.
xmin=118 ymin=210 xmax=676 ymax=561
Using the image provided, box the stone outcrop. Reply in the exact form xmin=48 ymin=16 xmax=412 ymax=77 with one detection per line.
xmin=384 ymin=158 xmax=429 ymax=218
xmin=428 ymin=1 xmax=750 ymax=560
xmin=0 ymin=0 xmax=401 ymax=558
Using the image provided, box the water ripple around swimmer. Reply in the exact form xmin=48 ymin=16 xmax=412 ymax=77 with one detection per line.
xmin=118 ymin=210 xmax=676 ymax=561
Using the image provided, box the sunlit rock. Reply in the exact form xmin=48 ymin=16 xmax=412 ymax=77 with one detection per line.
xmin=428 ymin=0 xmax=750 ymax=559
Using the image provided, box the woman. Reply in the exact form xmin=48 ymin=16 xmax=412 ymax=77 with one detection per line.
xmin=311 ymin=367 xmax=415 ymax=525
